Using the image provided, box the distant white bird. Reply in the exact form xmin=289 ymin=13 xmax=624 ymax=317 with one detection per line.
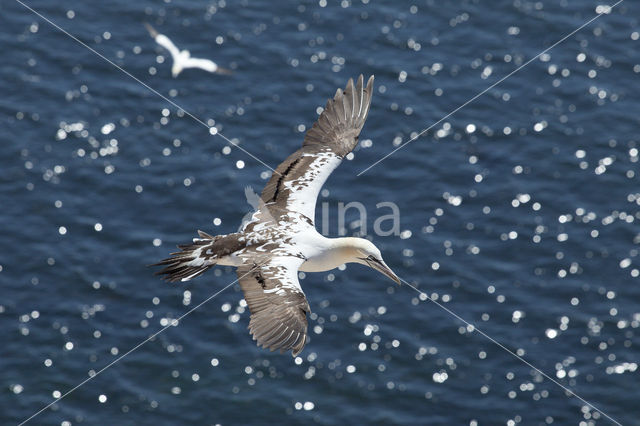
xmin=145 ymin=23 xmax=232 ymax=77
xmin=154 ymin=75 xmax=400 ymax=356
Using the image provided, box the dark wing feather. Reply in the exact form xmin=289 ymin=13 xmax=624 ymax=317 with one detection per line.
xmin=260 ymin=75 xmax=374 ymax=221
xmin=302 ymin=74 xmax=374 ymax=156
xmin=153 ymin=232 xmax=245 ymax=282
xmin=237 ymin=257 xmax=310 ymax=356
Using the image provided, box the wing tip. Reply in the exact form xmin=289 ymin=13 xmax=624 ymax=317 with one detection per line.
xmin=352 ymin=74 xmax=374 ymax=89
xmin=144 ymin=22 xmax=158 ymax=38
xmin=216 ymin=66 xmax=234 ymax=75
xmin=291 ymin=334 xmax=306 ymax=356
xmin=346 ymin=77 xmax=355 ymax=93
xmin=197 ymin=229 xmax=214 ymax=239
xmin=301 ymin=74 xmax=375 ymax=155
xmin=246 ymin=306 xmax=309 ymax=357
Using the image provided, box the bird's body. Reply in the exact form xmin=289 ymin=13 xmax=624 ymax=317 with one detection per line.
xmin=145 ymin=23 xmax=231 ymax=77
xmin=154 ymin=75 xmax=399 ymax=356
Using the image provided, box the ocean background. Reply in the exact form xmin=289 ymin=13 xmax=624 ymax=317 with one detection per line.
xmin=2 ymin=0 xmax=639 ymax=424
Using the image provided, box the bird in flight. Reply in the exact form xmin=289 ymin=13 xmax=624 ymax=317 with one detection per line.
xmin=144 ymin=23 xmax=232 ymax=77
xmin=154 ymin=75 xmax=399 ymax=356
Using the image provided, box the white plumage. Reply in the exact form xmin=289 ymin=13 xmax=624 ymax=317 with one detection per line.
xmin=154 ymin=75 xmax=399 ymax=356
xmin=145 ymin=23 xmax=231 ymax=77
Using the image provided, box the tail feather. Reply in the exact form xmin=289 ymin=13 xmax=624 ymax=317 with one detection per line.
xmin=197 ymin=229 xmax=215 ymax=239
xmin=152 ymin=233 xmax=216 ymax=282
xmin=157 ymin=264 xmax=209 ymax=282
xmin=152 ymin=231 xmax=245 ymax=282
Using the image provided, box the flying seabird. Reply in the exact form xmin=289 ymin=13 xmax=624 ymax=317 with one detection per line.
xmin=144 ymin=23 xmax=232 ymax=77
xmin=154 ymin=75 xmax=399 ymax=356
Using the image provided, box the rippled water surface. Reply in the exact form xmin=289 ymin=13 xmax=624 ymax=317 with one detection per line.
xmin=2 ymin=0 xmax=640 ymax=424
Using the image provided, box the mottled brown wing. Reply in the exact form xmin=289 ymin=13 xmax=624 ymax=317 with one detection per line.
xmin=237 ymin=257 xmax=310 ymax=356
xmin=260 ymin=75 xmax=374 ymax=222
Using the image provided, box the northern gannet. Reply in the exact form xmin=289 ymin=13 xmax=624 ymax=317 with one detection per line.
xmin=154 ymin=75 xmax=399 ymax=356
xmin=145 ymin=23 xmax=232 ymax=77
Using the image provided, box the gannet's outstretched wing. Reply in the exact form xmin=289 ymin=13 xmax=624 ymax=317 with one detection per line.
xmin=145 ymin=23 xmax=180 ymax=60
xmin=183 ymin=57 xmax=232 ymax=75
xmin=237 ymin=256 xmax=309 ymax=356
xmin=260 ymin=75 xmax=374 ymax=223
xmin=155 ymin=35 xmax=181 ymax=60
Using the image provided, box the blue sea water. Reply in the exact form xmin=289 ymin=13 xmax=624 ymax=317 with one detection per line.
xmin=1 ymin=0 xmax=639 ymax=424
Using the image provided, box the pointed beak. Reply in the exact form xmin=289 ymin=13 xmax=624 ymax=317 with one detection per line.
xmin=369 ymin=259 xmax=401 ymax=285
